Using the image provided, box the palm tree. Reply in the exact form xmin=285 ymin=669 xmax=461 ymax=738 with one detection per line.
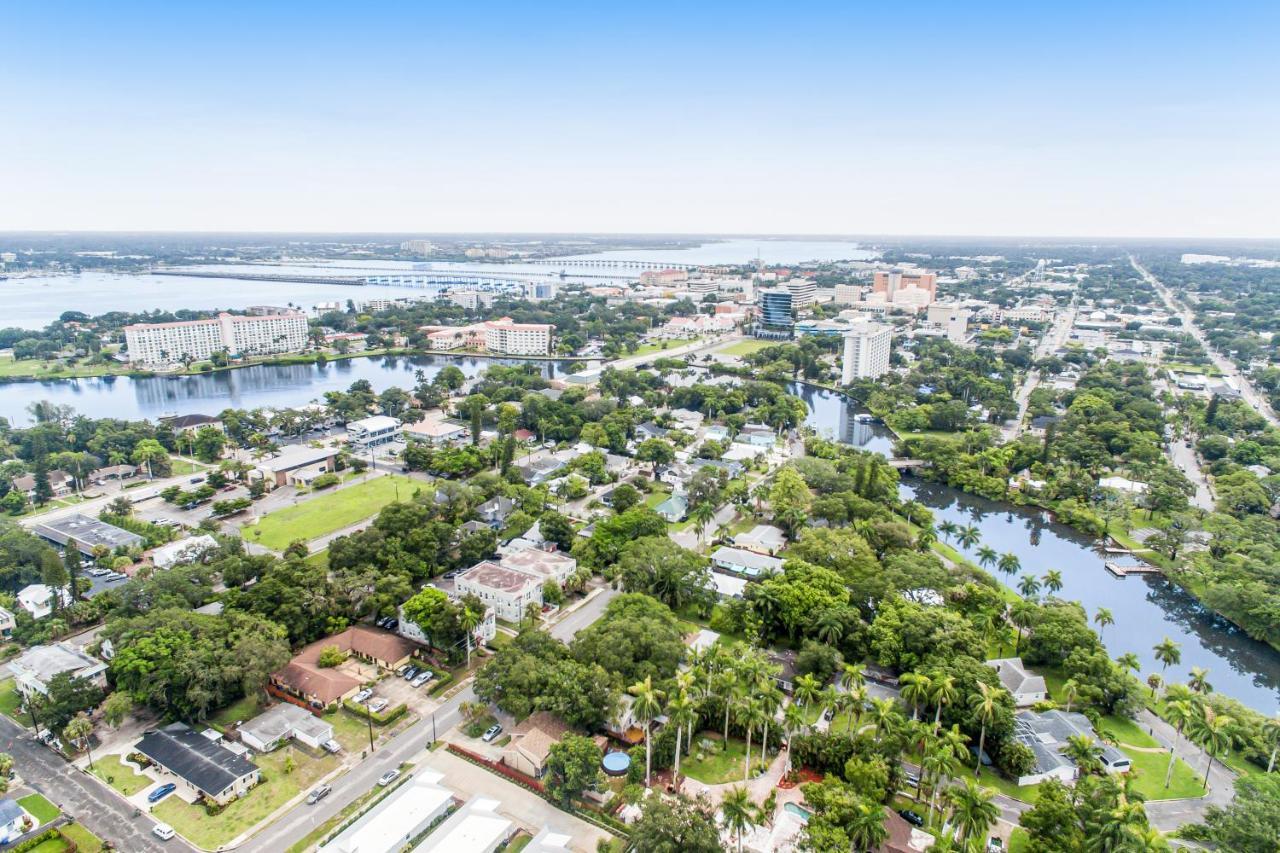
xmin=1017 ymin=574 xmax=1041 ymax=599
xmin=1191 ymin=705 xmax=1235 ymax=790
xmin=1042 ymin=569 xmax=1063 ymax=595
xmin=1117 ymin=652 xmax=1142 ymax=677
xmin=460 ymin=605 xmax=481 ymax=669
xmin=900 ymin=672 xmax=931 ymax=721
xmin=969 ymin=682 xmax=1001 ymax=777
xmin=867 ymin=697 xmax=900 ymax=737
xmin=691 ymin=500 xmax=716 ymax=540
xmin=1064 ymin=734 xmax=1103 ymax=775
xmin=1060 ymin=678 xmax=1080 ymax=713
xmin=1094 ymin=607 xmax=1114 ymax=641
xmin=847 ymin=803 xmax=888 ymax=851
xmin=1188 ymin=666 xmax=1213 ymax=695
xmin=667 ymin=691 xmax=696 ymax=781
xmin=928 ymin=673 xmax=958 ymax=732
xmin=1261 ymin=713 xmax=1280 ymax=774
xmin=814 ymin=609 xmax=844 ymax=645
xmin=715 ymin=668 xmax=742 ymax=744
xmin=756 ymin=680 xmax=784 ymax=776
xmin=783 ymin=702 xmax=807 ymax=748
xmin=996 ymin=552 xmax=1021 ymax=577
xmin=937 ymin=520 xmax=959 ymax=543
xmin=1152 ymin=638 xmax=1181 ymax=695
xmin=946 ymin=779 xmax=999 ymax=849
xmin=628 ymin=676 xmax=665 ymax=786
xmin=793 ymin=673 xmax=822 ymax=723
xmin=976 ymin=545 xmax=998 ymax=570
xmin=957 ymin=525 xmax=982 ymax=549
xmin=1164 ymin=700 xmax=1196 ymax=789
xmin=737 ymin=697 xmax=767 ymax=782
xmin=720 ymin=786 xmax=756 ymax=853
xmin=63 ymin=713 xmax=95 ymax=769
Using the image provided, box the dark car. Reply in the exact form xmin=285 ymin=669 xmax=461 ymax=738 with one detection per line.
xmin=403 ymin=666 xmax=419 ymax=680
xmin=897 ymin=809 xmax=925 ymax=827
xmin=148 ymin=783 xmax=177 ymax=804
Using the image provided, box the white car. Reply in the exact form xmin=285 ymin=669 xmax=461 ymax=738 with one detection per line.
xmin=321 ymin=739 xmax=342 ymax=754
xmin=153 ymin=823 xmax=175 ymax=841
xmin=377 ymin=769 xmax=401 ymax=787
xmin=368 ymin=698 xmax=389 ymax=714
xmin=411 ymin=671 xmax=433 ymax=688
xmin=353 ymin=688 xmax=374 ymax=704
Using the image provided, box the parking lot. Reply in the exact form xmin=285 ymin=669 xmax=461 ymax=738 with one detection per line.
xmin=362 ymin=663 xmax=444 ymax=718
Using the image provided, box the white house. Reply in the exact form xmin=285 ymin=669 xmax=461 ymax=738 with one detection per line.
xmin=710 ymin=546 xmax=784 ymax=578
xmin=499 ymin=547 xmax=577 ymax=586
xmin=238 ymin=703 xmax=334 ymax=752
xmin=733 ymin=524 xmax=786 ymax=556
xmin=1099 ymin=476 xmax=1148 ymax=495
xmin=455 ymin=561 xmax=543 ymax=622
xmin=987 ymin=658 xmax=1048 ymax=707
xmin=403 ymin=419 xmax=467 ymax=446
xmin=320 ymin=770 xmax=456 ymax=853
xmin=16 ymin=584 xmax=71 ymax=620
xmin=151 ymin=535 xmax=219 ymax=569
xmin=7 ymin=642 xmax=108 ymax=699
xmin=0 ymin=799 xmax=27 ymax=844
xmin=346 ymin=415 xmax=401 ymax=448
xmin=415 ymin=796 xmax=513 ymax=853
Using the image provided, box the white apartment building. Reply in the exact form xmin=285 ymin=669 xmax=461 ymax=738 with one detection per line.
xmin=833 ymin=284 xmax=863 ymax=304
xmin=456 ymin=561 xmax=544 ymax=622
xmin=346 ymin=415 xmax=401 ymax=448
xmin=125 ymin=312 xmax=309 ymax=366
xmin=841 ymin=322 xmax=893 ymax=383
xmin=785 ymin=278 xmax=818 ymax=307
xmin=484 ymin=321 xmax=553 ymax=355
xmin=927 ymin=303 xmax=972 ymax=344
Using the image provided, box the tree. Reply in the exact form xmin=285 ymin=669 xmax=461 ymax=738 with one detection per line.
xmin=616 ymin=538 xmax=712 ymax=613
xmin=629 ymin=795 xmax=722 ymax=853
xmin=131 ymin=438 xmax=168 ymax=479
xmin=720 ymin=786 xmax=757 ymax=853
xmin=635 ymin=438 xmax=675 ymax=474
xmin=63 ymin=546 xmax=82 ymax=601
xmin=928 ymin=672 xmax=957 ymax=731
xmin=1042 ymin=569 xmax=1063 ymax=595
xmin=996 ymin=552 xmax=1021 ymax=577
xmin=1152 ymin=638 xmax=1181 ymax=695
xmin=1186 ymin=773 xmax=1280 ymax=853
xmin=957 ymin=525 xmax=982 ymax=549
xmin=191 ymin=426 xmax=227 ymax=462
xmin=102 ymin=692 xmax=133 ymax=728
xmin=1190 ymin=705 xmax=1235 ymax=790
xmin=544 ymin=734 xmax=604 ymax=807
xmin=630 ymin=676 xmax=665 ymax=786
xmin=538 ymin=511 xmax=575 ymax=551
xmin=769 ymin=467 xmax=811 ymax=539
xmin=666 ymin=690 xmax=697 ymax=780
xmin=1094 ymin=607 xmax=1114 ymax=641
xmin=63 ymin=712 xmax=95 ymax=768
xmin=609 ymin=483 xmax=641 ymax=514
xmin=975 ymin=546 xmax=998 ymax=570
xmin=317 ymin=645 xmax=347 ymax=668
xmin=946 ymin=778 xmax=999 ymax=849
xmin=690 ymin=501 xmax=716 ymax=541
xmin=900 ymin=672 xmax=931 ymax=721
xmin=1017 ymin=574 xmax=1041 ymax=599
xmin=33 ymin=673 xmax=103 ymax=734
xmin=969 ymin=682 xmax=1001 ymax=776
xmin=1188 ymin=666 xmax=1213 ymax=695
xmin=1060 ymin=678 xmax=1079 ymax=713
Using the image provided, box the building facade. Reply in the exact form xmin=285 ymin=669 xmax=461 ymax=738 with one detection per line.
xmin=755 ymin=289 xmax=795 ymax=337
xmin=484 ymin=321 xmax=553 ymax=355
xmin=125 ymin=312 xmax=309 ymax=366
xmin=841 ymin=322 xmax=893 ymax=383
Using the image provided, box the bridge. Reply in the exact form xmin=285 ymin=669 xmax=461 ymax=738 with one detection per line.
xmin=887 ymin=458 xmax=929 ymax=471
xmin=154 ymin=270 xmax=366 ymax=286
xmin=524 ymin=258 xmax=699 ymax=270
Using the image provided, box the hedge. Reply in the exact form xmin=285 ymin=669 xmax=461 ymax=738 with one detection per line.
xmin=342 ymin=700 xmax=408 ymax=725
xmin=11 ymin=829 xmax=75 ymax=853
xmin=426 ymin=671 xmax=455 ymax=696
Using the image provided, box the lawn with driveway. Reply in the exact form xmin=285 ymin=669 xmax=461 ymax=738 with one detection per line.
xmin=91 ymin=754 xmax=154 ymax=796
xmin=153 ymin=745 xmax=338 ymax=849
xmin=19 ymin=793 xmax=60 ymax=824
xmin=247 ymin=475 xmax=421 ymax=549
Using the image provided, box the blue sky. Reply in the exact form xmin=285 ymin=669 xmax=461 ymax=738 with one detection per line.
xmin=2 ymin=1 xmax=1278 ymax=236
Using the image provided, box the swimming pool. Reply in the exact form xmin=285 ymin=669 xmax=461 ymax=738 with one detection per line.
xmin=783 ymin=802 xmax=813 ymax=822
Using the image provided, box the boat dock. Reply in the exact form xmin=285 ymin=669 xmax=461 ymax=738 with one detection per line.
xmin=1104 ymin=560 xmax=1164 ymax=577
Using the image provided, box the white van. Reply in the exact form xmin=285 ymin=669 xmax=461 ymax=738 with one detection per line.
xmin=153 ymin=823 xmax=175 ymax=841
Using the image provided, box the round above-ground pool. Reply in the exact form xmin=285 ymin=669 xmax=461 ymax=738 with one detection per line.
xmin=602 ymin=751 xmax=631 ymax=776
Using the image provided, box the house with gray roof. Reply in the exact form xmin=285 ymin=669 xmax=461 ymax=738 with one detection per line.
xmin=238 ymin=703 xmax=333 ymax=752
xmin=134 ymin=723 xmax=260 ymax=805
xmin=710 ymin=545 xmax=784 ymax=578
xmin=1012 ymin=710 xmax=1131 ymax=785
xmin=33 ymin=513 xmax=144 ymax=556
xmin=7 ymin=642 xmax=107 ymax=699
xmin=988 ymin=658 xmax=1048 ymax=707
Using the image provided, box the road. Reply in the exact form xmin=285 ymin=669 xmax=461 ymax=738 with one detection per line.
xmin=1003 ymin=299 xmax=1076 ymax=441
xmin=1138 ymin=708 xmax=1236 ymax=832
xmin=0 ymin=713 xmax=188 ymax=852
xmin=241 ymin=685 xmax=476 ymax=853
xmin=549 ymin=586 xmax=619 ymax=642
xmin=1131 ymin=255 xmax=1279 ymax=428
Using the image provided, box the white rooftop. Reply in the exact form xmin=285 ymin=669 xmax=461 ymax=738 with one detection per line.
xmin=322 ymin=770 xmax=455 ymax=853
xmin=414 ymin=796 xmax=511 ymax=852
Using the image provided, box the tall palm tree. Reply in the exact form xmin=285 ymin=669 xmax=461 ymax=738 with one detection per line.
xmin=714 ymin=668 xmax=740 ymax=744
xmin=847 ymin=803 xmax=888 ymax=851
xmin=1017 ymin=574 xmax=1042 ymax=599
xmin=1191 ymin=705 xmax=1235 ymax=790
xmin=1164 ymin=698 xmax=1197 ymax=789
xmin=900 ymin=672 xmax=932 ymax=721
xmin=814 ymin=610 xmax=844 ymax=645
xmin=1064 ymin=734 xmax=1103 ymax=775
xmin=1042 ymin=569 xmax=1063 ymax=595
xmin=1117 ymin=652 xmax=1142 ymax=677
xmin=1261 ymin=713 xmax=1280 ymax=774
xmin=691 ymin=500 xmax=716 ymax=540
xmin=460 ymin=605 xmax=481 ymax=668
xmin=996 ymin=552 xmax=1021 ymax=577
xmin=756 ymin=680 xmax=784 ymax=775
xmin=938 ymin=520 xmax=960 ymax=543
xmin=928 ymin=673 xmax=958 ymax=732
xmin=1094 ymin=607 xmax=1115 ymax=641
xmin=946 ymin=779 xmax=999 ymax=849
xmin=793 ymin=673 xmax=822 ymax=723
xmin=969 ymin=682 xmax=1001 ymax=776
xmin=976 ymin=545 xmax=998 ymax=570
xmin=63 ymin=713 xmax=95 ymax=770
xmin=738 ymin=698 xmax=766 ymax=782
xmin=720 ymin=786 xmax=756 ymax=853
xmin=667 ymin=690 xmax=696 ymax=781
xmin=922 ymin=736 xmax=962 ymax=822
xmin=783 ymin=702 xmax=807 ymax=748
xmin=628 ymin=676 xmax=665 ymax=787
xmin=839 ymin=662 xmax=865 ymax=694
xmin=1060 ymin=678 xmax=1079 ymax=713
xmin=957 ymin=525 xmax=982 ymax=549
xmin=1188 ymin=666 xmax=1213 ymax=695
xmin=1152 ymin=638 xmax=1181 ymax=695
xmin=867 ymin=697 xmax=900 ymax=737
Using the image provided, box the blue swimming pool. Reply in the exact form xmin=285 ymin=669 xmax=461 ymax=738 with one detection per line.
xmin=783 ymin=802 xmax=813 ymax=822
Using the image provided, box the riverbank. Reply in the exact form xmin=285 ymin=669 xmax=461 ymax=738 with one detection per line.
xmin=0 ymin=347 xmax=593 ymax=384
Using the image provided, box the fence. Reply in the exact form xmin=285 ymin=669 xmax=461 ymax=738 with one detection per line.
xmin=265 ymin=683 xmax=327 ymax=716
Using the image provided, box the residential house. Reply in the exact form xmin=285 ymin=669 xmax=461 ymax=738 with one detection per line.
xmin=515 ymin=457 xmax=565 ymax=485
xmin=162 ymin=413 xmax=224 ymax=433
xmin=7 ymin=642 xmax=108 ymax=699
xmin=0 ymin=608 xmax=13 ymax=638
xmin=704 ymin=424 xmax=731 ymax=442
xmin=1028 ymin=415 xmax=1061 ymax=437
xmin=90 ymin=463 xmax=138 ymax=484
xmin=1098 ymin=476 xmax=1148 ymax=495
xmin=768 ymin=650 xmax=800 ymax=694
xmin=689 ymin=457 xmax=745 ymax=479
xmin=987 ymin=658 xmax=1048 ymax=707
xmin=635 ymin=422 xmax=670 ymax=440
xmin=654 ymin=493 xmax=688 ymax=522
xmin=669 ymin=408 xmax=705 ymax=430
xmin=475 ymin=496 xmax=516 ymax=527
xmin=455 ymin=561 xmax=543 ymax=622
xmin=346 ymin=415 xmax=401 ymax=448
xmin=733 ymin=524 xmax=786 ymax=556
xmin=0 ymin=799 xmax=28 ymax=844
xmin=707 ymin=572 xmax=748 ymax=599
xmin=272 ymin=626 xmax=417 ymax=707
xmin=604 ymin=453 xmax=633 ymax=476
xmin=253 ymin=445 xmax=337 ymax=488
xmin=525 ymin=827 xmax=575 ymax=853
xmin=16 ymin=584 xmax=71 ymax=620
xmin=403 ymin=419 xmax=467 ymax=446
xmin=12 ymin=470 xmax=74 ymax=498
xmin=501 ymin=711 xmax=570 ymax=778
xmin=1012 ymin=710 xmax=1131 ymax=785
xmin=499 ymin=547 xmax=577 ymax=586
xmin=400 ymin=603 xmax=496 ymax=647
xmin=238 ymin=703 xmax=334 ymax=752
xmin=736 ymin=424 xmax=776 ymax=446
xmin=710 ymin=546 xmax=783 ymax=578
xmin=134 ymin=723 xmax=260 ymax=806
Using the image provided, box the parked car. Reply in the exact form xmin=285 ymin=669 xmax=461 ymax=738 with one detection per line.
xmin=481 ymin=724 xmax=503 ymax=742
xmin=88 ymin=568 xmax=110 ymax=577
xmin=369 ymin=698 xmax=390 ymax=714
xmin=402 ymin=666 xmax=419 ymax=681
xmin=442 ymin=570 xmax=459 ymax=580
xmin=353 ymin=688 xmax=374 ymax=704
xmin=148 ymin=783 xmax=177 ymax=804
xmin=152 ymin=823 xmax=175 ymax=841
xmin=377 ymin=769 xmax=401 ymax=787
xmin=897 ymin=809 xmax=925 ymax=827
xmin=321 ymin=739 xmax=342 ymax=754
xmin=306 ymin=785 xmax=332 ymax=805
xmin=411 ymin=671 xmax=433 ymax=688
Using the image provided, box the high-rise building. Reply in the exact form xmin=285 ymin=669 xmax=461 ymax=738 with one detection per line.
xmin=841 ymin=322 xmax=893 ymax=383
xmin=399 ymin=239 xmax=435 ymax=255
xmin=873 ymin=269 xmax=937 ymax=299
xmin=755 ymin=289 xmax=795 ymax=338
xmin=784 ymin=278 xmax=818 ymax=307
xmin=833 ymin=284 xmax=863 ymax=304
xmin=483 ymin=320 xmax=554 ymax=355
xmin=124 ymin=312 xmax=309 ymax=366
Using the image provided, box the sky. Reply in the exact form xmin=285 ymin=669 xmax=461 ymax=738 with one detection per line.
xmin=3 ymin=1 xmax=1279 ymax=238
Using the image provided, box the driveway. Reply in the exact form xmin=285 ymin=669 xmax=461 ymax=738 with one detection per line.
xmin=0 ymin=712 xmax=188 ymax=852
xmin=549 ymin=586 xmax=619 ymax=642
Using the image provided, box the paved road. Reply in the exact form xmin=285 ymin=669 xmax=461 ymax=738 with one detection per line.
xmin=1004 ymin=300 xmax=1076 ymax=441
xmin=0 ymin=713 xmax=187 ymax=852
xmin=549 ymin=586 xmax=619 ymax=642
xmin=1138 ymin=708 xmax=1236 ymax=832
xmin=1132 ymin=256 xmax=1279 ymax=428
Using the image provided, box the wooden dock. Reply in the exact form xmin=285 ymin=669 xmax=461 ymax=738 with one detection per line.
xmin=1104 ymin=560 xmax=1164 ymax=577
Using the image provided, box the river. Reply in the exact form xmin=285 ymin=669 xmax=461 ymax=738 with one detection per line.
xmin=798 ymin=384 xmax=1280 ymax=715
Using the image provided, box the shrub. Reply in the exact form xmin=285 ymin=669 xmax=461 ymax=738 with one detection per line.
xmin=312 ymin=472 xmax=340 ymax=490
xmin=317 ymin=645 xmax=347 ymax=668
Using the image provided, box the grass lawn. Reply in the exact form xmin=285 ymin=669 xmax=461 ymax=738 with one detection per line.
xmin=304 ymin=549 xmax=330 ymax=569
xmin=975 ymin=766 xmax=1038 ymax=801
xmin=208 ymin=694 xmax=266 ymax=730
xmin=631 ymin=339 xmax=700 ymax=357
xmin=643 ymin=484 xmax=673 ymax=508
xmin=58 ymin=822 xmax=105 ymax=853
xmin=506 ymin=833 xmax=533 ymax=852
xmin=19 ymin=793 xmax=61 ymax=824
xmin=716 ymin=339 xmax=775 ymax=357
xmin=168 ymin=456 xmax=207 ymax=476
xmin=1099 ymin=715 xmax=1160 ymax=749
xmin=329 ymin=707 xmax=387 ymax=752
xmin=1009 ymin=828 xmax=1030 ymax=853
xmin=154 ymin=746 xmax=338 ymax=849
xmin=0 ymin=681 xmax=25 ymax=721
xmin=24 ymin=838 xmax=69 ymax=853
xmin=91 ymin=754 xmax=153 ymax=795
xmin=248 ymin=475 xmax=420 ymax=549
xmin=1121 ymin=747 xmax=1203 ymax=800
xmin=0 ymin=355 xmax=132 ymax=380
xmin=681 ymin=733 xmax=770 ymax=785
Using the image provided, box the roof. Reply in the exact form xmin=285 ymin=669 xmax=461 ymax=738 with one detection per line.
xmin=415 ymin=797 xmax=512 ymax=853
xmin=987 ymin=658 xmax=1047 ymax=696
xmin=240 ymin=703 xmax=332 ymax=745
xmin=13 ymin=470 xmax=73 ymax=491
xmin=403 ymin=419 xmax=466 ymax=438
xmin=0 ymin=799 xmax=24 ymax=825
xmin=459 ymin=561 xmax=542 ymax=594
xmin=477 ymin=496 xmax=516 ymax=518
xmin=507 ymin=711 xmax=571 ymax=764
xmin=710 ymin=546 xmax=784 ymax=574
xmin=708 ymin=572 xmax=748 ymax=598
xmin=135 ymin=723 xmax=258 ymax=798
xmin=151 ymin=535 xmax=218 ymax=568
xmin=256 ymin=445 xmax=337 ymax=473
xmin=500 ymin=548 xmax=575 ymax=580
xmin=164 ymin=414 xmax=222 ymax=429
xmin=348 ymin=415 xmax=400 ymax=433
xmin=33 ymin=513 xmax=144 ymax=552
xmin=1014 ymin=709 xmax=1127 ymax=775
xmin=733 ymin=524 xmax=786 ymax=553
xmin=654 ymin=494 xmax=688 ymax=517
xmin=275 ymin=626 xmax=418 ymax=704
xmin=8 ymin=642 xmax=105 ymax=687
xmin=322 ymin=770 xmax=455 ymax=853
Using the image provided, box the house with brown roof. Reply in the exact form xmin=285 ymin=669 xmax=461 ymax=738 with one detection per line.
xmin=501 ymin=712 xmax=571 ymax=778
xmin=271 ymin=626 xmax=417 ymax=708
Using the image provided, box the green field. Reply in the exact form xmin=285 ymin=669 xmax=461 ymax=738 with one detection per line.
xmin=247 ymin=475 xmax=421 ymax=549
xmin=0 ymin=681 xmax=25 ymax=720
xmin=0 ymin=355 xmax=133 ymax=380
xmin=680 ymin=733 xmax=771 ymax=785
xmin=58 ymin=823 xmax=104 ymax=853
xmin=92 ymin=754 xmax=154 ymax=795
xmin=19 ymin=793 xmax=60 ymax=824
xmin=716 ymin=339 xmax=775 ymax=357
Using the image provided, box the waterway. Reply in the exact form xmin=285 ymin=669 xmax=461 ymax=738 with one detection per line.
xmin=797 ymin=384 xmax=1280 ymax=715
